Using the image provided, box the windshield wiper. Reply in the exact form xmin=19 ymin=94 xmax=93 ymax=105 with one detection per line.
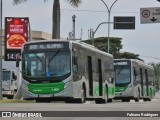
xmin=34 ymin=53 xmax=43 ymax=63
xmin=49 ymin=50 xmax=61 ymax=64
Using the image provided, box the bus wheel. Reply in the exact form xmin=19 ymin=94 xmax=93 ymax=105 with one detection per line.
xmin=95 ymin=99 xmax=102 ymax=104
xmin=108 ymin=99 xmax=112 ymax=103
xmin=78 ymin=86 xmax=86 ymax=103
xmin=126 ymin=99 xmax=130 ymax=102
xmin=143 ymin=98 xmax=148 ymax=102
xmin=95 ymin=88 xmax=108 ymax=104
xmin=7 ymin=95 xmax=14 ymax=99
xmin=36 ymin=98 xmax=51 ymax=103
xmin=122 ymin=99 xmax=130 ymax=102
xmin=148 ymin=89 xmax=152 ymax=101
xmin=135 ymin=89 xmax=140 ymax=102
xmin=101 ymin=88 xmax=108 ymax=104
xmin=65 ymin=99 xmax=72 ymax=103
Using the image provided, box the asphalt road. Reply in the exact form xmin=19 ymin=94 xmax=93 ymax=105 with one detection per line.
xmin=0 ymin=97 xmax=160 ymax=120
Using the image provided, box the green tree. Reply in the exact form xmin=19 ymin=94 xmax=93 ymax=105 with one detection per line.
xmin=84 ymin=37 xmax=141 ymax=60
xmin=117 ymin=52 xmax=142 ymax=61
xmin=13 ymin=0 xmax=81 ymax=39
xmin=84 ymin=37 xmax=123 ymax=56
xmin=149 ymin=62 xmax=160 ymax=90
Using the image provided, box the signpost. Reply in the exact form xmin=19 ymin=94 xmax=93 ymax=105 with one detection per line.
xmin=114 ymin=16 xmax=135 ymax=29
xmin=140 ymin=7 xmax=160 ymax=24
xmin=5 ymin=17 xmax=29 ymax=61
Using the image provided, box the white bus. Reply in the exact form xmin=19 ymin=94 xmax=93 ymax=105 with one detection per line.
xmin=2 ymin=69 xmax=17 ymax=99
xmin=17 ymin=40 xmax=115 ymax=103
xmin=114 ymin=59 xmax=155 ymax=102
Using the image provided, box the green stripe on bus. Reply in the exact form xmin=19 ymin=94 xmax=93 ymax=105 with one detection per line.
xmin=143 ymin=87 xmax=156 ymax=96
xmin=108 ymin=87 xmax=115 ymax=95
xmin=115 ymin=86 xmax=128 ymax=92
xmin=94 ymin=86 xmax=115 ymax=95
xmin=28 ymin=82 xmax=65 ymax=94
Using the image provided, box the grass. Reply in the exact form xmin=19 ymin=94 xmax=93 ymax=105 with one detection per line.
xmin=0 ymin=98 xmax=35 ymax=103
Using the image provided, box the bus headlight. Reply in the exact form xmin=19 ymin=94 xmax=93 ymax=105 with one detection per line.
xmin=23 ymin=84 xmax=28 ymax=91
xmin=64 ymin=82 xmax=70 ymax=89
xmin=128 ymin=84 xmax=132 ymax=88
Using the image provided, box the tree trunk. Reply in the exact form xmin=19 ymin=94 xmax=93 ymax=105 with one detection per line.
xmin=52 ymin=0 xmax=60 ymax=39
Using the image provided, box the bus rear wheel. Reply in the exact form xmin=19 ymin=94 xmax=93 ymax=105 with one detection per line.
xmin=122 ymin=98 xmax=130 ymax=102
xmin=143 ymin=98 xmax=148 ymax=102
xmin=78 ymin=86 xmax=86 ymax=103
xmin=135 ymin=89 xmax=140 ymax=102
xmin=108 ymin=99 xmax=112 ymax=103
xmin=36 ymin=98 xmax=51 ymax=103
xmin=95 ymin=88 xmax=108 ymax=104
xmin=148 ymin=89 xmax=152 ymax=101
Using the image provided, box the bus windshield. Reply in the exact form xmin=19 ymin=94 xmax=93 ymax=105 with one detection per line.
xmin=115 ymin=66 xmax=131 ymax=85
xmin=2 ymin=71 xmax=11 ymax=81
xmin=22 ymin=51 xmax=71 ymax=81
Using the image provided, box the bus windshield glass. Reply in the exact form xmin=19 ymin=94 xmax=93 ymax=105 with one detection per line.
xmin=115 ymin=66 xmax=131 ymax=85
xmin=2 ymin=71 xmax=11 ymax=81
xmin=22 ymin=51 xmax=71 ymax=81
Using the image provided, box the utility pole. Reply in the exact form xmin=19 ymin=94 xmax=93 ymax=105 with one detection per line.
xmin=72 ymin=15 xmax=76 ymax=40
xmin=0 ymin=0 xmax=2 ymax=99
xmin=101 ymin=0 xmax=118 ymax=53
xmin=80 ymin=28 xmax=83 ymax=40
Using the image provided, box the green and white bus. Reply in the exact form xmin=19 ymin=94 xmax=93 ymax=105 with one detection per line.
xmin=114 ymin=59 xmax=155 ymax=102
xmin=17 ymin=40 xmax=115 ymax=103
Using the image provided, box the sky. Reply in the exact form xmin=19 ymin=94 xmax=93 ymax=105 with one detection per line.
xmin=2 ymin=0 xmax=160 ymax=63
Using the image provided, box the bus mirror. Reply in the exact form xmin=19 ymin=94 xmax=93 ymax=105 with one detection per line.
xmin=16 ymin=58 xmax=20 ymax=67
xmin=134 ymin=69 xmax=137 ymax=76
xmin=12 ymin=72 xmax=17 ymax=80
xmin=73 ymin=56 xmax=78 ymax=65
xmin=109 ymin=78 xmax=114 ymax=83
xmin=13 ymin=74 xmax=17 ymax=80
xmin=111 ymin=78 xmax=114 ymax=83
xmin=133 ymin=67 xmax=137 ymax=76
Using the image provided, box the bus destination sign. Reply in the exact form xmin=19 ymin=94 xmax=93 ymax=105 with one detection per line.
xmin=24 ymin=43 xmax=68 ymax=50
xmin=114 ymin=61 xmax=128 ymax=66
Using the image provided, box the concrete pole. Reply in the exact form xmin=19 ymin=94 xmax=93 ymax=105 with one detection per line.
xmin=0 ymin=0 xmax=2 ymax=99
xmin=72 ymin=15 xmax=76 ymax=40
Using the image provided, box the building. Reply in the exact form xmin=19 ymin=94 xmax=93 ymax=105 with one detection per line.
xmin=1 ymin=30 xmax=52 ymax=58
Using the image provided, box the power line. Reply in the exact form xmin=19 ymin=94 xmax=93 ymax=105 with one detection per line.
xmin=61 ymin=9 xmax=139 ymax=14
xmin=140 ymin=55 xmax=160 ymax=60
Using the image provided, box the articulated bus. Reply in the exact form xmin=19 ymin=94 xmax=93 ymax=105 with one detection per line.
xmin=114 ymin=59 xmax=155 ymax=102
xmin=17 ymin=40 xmax=115 ymax=103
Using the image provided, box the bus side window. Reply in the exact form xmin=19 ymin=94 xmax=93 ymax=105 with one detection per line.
xmin=133 ymin=67 xmax=137 ymax=80
xmin=72 ymin=49 xmax=78 ymax=72
xmin=12 ymin=72 xmax=17 ymax=80
xmin=73 ymin=56 xmax=78 ymax=65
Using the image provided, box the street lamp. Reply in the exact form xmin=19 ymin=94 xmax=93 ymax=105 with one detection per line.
xmin=0 ymin=0 xmax=2 ymax=99
xmin=101 ymin=0 xmax=118 ymax=53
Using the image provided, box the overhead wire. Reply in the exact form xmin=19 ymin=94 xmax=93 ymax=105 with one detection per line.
xmin=61 ymin=9 xmax=139 ymax=14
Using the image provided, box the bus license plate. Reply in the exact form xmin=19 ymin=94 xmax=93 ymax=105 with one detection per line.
xmin=39 ymin=94 xmax=51 ymax=98
xmin=115 ymin=93 xmax=120 ymax=96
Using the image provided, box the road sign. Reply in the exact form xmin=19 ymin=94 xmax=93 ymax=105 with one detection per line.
xmin=113 ymin=16 xmax=135 ymax=29
xmin=140 ymin=7 xmax=160 ymax=24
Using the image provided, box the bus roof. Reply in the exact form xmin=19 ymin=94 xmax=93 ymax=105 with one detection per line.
xmin=114 ymin=59 xmax=154 ymax=69
xmin=71 ymin=40 xmax=113 ymax=58
xmin=23 ymin=39 xmax=113 ymax=58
